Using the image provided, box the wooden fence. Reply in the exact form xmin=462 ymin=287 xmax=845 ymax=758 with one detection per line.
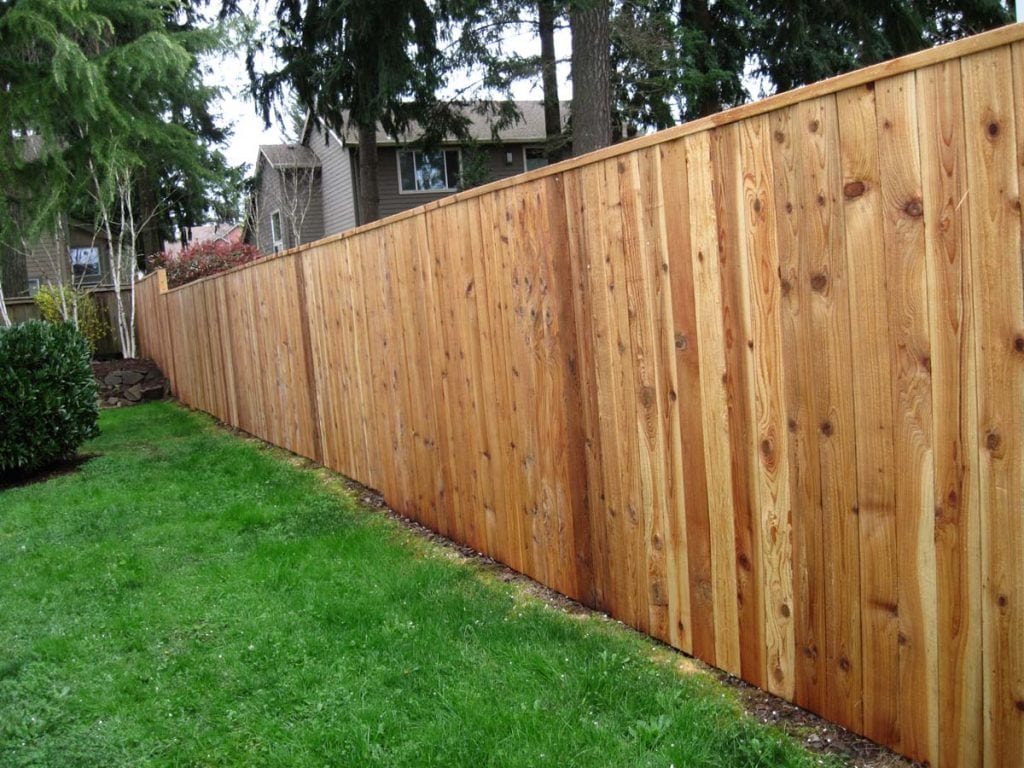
xmin=136 ymin=25 xmax=1024 ymax=768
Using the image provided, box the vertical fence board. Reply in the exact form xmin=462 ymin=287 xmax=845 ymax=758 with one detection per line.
xmin=563 ymin=169 xmax=613 ymax=611
xmin=917 ymin=56 xmax=983 ymax=768
xmin=836 ymin=81 xmax=901 ymax=747
xmin=738 ymin=113 xmax=795 ymax=701
xmin=807 ymin=95 xmax=863 ymax=735
xmin=711 ymin=123 xmax=766 ymax=689
xmin=687 ymin=130 xmax=741 ymax=675
xmin=660 ymin=137 xmax=713 ymax=661
xmin=876 ymin=71 xmax=939 ymax=763
xmin=962 ymin=46 xmax=1024 ymax=768
xmin=637 ymin=145 xmax=691 ymax=647
xmin=770 ymin=103 xmax=827 ymax=714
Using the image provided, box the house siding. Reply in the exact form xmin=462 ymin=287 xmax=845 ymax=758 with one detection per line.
xmin=254 ymin=166 xmax=283 ymax=254
xmin=308 ymin=122 xmax=357 ymax=235
xmin=375 ymin=144 xmax=542 ymax=222
xmin=254 ymin=164 xmax=324 ymax=253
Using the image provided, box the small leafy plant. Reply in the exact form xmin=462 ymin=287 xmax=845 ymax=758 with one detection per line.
xmin=33 ymin=283 xmax=108 ymax=354
xmin=150 ymin=240 xmax=262 ymax=288
xmin=0 ymin=320 xmax=99 ymax=475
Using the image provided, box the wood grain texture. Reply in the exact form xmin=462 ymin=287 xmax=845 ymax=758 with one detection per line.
xmin=738 ymin=113 xmax=795 ymax=700
xmin=917 ymin=57 xmax=983 ymax=768
xmin=962 ymin=46 xmax=1024 ymax=768
xmin=659 ymin=137 xmax=713 ymax=661
xmin=875 ymin=72 xmax=939 ymax=763
xmin=686 ymin=130 xmax=741 ymax=675
xmin=133 ymin=31 xmax=1024 ymax=768
xmin=836 ymin=81 xmax=901 ymax=746
xmin=711 ymin=123 xmax=765 ymax=690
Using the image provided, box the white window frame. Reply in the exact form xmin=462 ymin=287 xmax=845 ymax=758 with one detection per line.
xmin=523 ymin=146 xmax=548 ymax=173
xmin=270 ymin=209 xmax=283 ymax=252
xmin=396 ymin=149 xmax=462 ymax=194
xmin=26 ymin=277 xmax=41 ymax=296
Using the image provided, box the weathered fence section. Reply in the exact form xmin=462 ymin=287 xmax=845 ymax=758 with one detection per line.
xmin=136 ymin=26 xmax=1024 ymax=768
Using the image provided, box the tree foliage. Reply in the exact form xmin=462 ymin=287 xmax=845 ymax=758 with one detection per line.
xmin=0 ymin=0 xmax=242 ymax=260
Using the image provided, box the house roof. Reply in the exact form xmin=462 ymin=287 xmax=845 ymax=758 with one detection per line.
xmin=320 ymin=100 xmax=563 ymax=147
xmin=258 ymin=144 xmax=322 ymax=169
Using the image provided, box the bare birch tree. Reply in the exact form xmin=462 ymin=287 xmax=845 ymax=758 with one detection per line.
xmin=278 ymin=166 xmax=318 ymax=250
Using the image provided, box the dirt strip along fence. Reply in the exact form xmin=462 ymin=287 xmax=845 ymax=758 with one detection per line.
xmin=137 ymin=25 xmax=1024 ymax=768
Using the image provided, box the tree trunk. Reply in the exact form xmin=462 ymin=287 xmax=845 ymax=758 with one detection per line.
xmin=136 ymin=167 xmax=162 ymax=262
xmin=570 ymin=0 xmax=612 ymax=156
xmin=538 ymin=0 xmax=566 ymax=161
xmin=357 ymin=122 xmax=380 ymax=224
xmin=687 ymin=0 xmax=721 ymax=118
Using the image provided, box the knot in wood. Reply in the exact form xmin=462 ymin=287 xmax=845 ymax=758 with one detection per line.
xmin=752 ymin=198 xmax=763 ymax=214
xmin=985 ymin=430 xmax=1001 ymax=451
xmin=808 ymin=119 xmax=820 ymax=133
xmin=674 ymin=332 xmax=688 ymax=351
xmin=1014 ymin=335 xmax=1024 ymax=353
xmin=843 ymin=181 xmax=866 ymax=199
xmin=779 ymin=603 xmax=791 ymax=618
xmin=819 ymin=420 xmax=833 ymax=437
xmin=903 ymin=198 xmax=924 ymax=217
xmin=987 ymin=121 xmax=1000 ymax=137
xmin=773 ymin=130 xmax=785 ymax=144
xmin=810 ymin=272 xmax=828 ymax=292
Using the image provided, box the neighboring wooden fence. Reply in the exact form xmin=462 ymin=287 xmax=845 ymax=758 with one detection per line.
xmin=5 ymin=287 xmax=132 ymax=357
xmin=136 ymin=25 xmax=1024 ymax=768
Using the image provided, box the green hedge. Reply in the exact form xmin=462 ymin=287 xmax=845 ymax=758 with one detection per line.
xmin=0 ymin=320 xmax=99 ymax=475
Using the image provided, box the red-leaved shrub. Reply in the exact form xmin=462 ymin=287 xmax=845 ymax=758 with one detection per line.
xmin=150 ymin=240 xmax=263 ymax=288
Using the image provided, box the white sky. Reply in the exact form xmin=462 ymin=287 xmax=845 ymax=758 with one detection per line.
xmin=208 ymin=3 xmax=573 ymax=172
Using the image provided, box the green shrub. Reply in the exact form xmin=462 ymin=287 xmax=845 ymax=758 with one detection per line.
xmin=33 ymin=284 xmax=108 ymax=354
xmin=0 ymin=320 xmax=99 ymax=475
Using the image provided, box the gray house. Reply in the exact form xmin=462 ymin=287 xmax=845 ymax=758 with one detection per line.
xmin=245 ymin=101 xmax=555 ymax=253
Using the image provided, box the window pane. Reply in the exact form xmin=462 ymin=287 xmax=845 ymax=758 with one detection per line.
xmin=525 ymin=147 xmax=547 ymax=172
xmin=69 ymin=247 xmax=100 ymax=279
xmin=416 ymin=151 xmax=447 ymax=191
xmin=399 ymin=151 xmax=416 ymax=192
xmin=271 ymin=212 xmax=281 ymax=241
xmin=444 ymin=150 xmax=461 ymax=189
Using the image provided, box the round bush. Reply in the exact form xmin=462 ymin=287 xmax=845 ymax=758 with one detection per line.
xmin=0 ymin=320 xmax=99 ymax=475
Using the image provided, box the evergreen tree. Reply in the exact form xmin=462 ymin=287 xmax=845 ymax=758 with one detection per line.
xmin=0 ymin=0 xmax=241 ymax=260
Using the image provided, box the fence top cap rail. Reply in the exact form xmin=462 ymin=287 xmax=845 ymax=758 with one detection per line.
xmin=140 ymin=20 xmax=1024 ymax=296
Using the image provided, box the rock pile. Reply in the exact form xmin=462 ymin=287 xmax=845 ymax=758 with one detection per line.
xmin=92 ymin=359 xmax=169 ymax=407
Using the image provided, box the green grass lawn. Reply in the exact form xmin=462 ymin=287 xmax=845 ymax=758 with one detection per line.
xmin=0 ymin=403 xmax=838 ymax=767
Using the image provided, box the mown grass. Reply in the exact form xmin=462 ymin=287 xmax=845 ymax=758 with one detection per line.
xmin=0 ymin=402 xmax=839 ymax=767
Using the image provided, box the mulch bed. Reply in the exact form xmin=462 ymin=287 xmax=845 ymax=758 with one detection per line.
xmin=0 ymin=453 xmax=98 ymax=491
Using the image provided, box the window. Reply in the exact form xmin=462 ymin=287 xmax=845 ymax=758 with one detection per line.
xmin=398 ymin=150 xmax=461 ymax=193
xmin=524 ymin=147 xmax=548 ymax=172
xmin=69 ymin=246 xmax=100 ymax=282
xmin=26 ymin=277 xmax=40 ymax=296
xmin=270 ymin=210 xmax=283 ymax=252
